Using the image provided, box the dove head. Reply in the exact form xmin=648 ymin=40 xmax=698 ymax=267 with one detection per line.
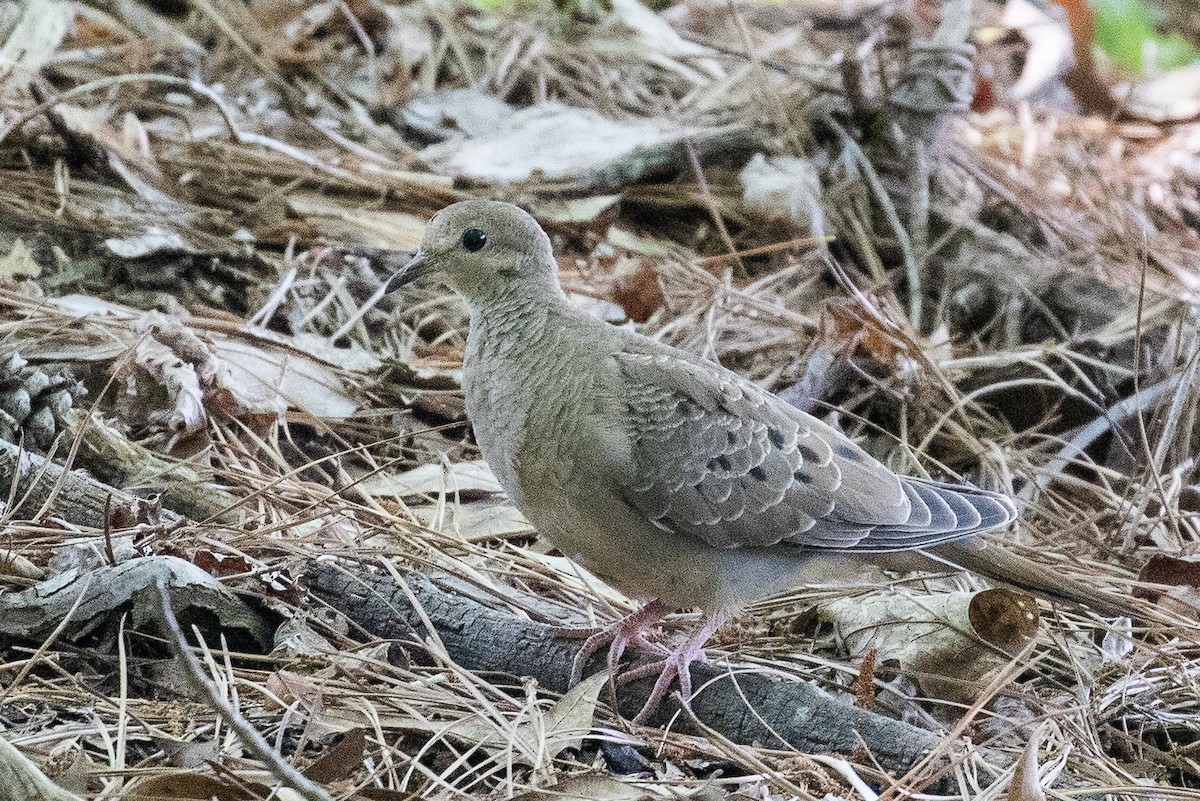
xmin=387 ymin=199 xmax=563 ymax=306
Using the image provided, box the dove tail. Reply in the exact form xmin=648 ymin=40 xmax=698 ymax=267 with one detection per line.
xmin=929 ymin=540 xmax=1147 ymax=620
xmin=841 ymin=479 xmax=1018 ymax=552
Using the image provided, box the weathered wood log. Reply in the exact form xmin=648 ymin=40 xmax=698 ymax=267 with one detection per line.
xmin=305 ymin=561 xmax=947 ymax=780
xmin=59 ymin=410 xmax=242 ymax=524
xmin=0 ymin=438 xmax=137 ymax=528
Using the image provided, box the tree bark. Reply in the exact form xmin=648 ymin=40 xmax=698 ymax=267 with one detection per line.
xmin=305 ymin=561 xmax=947 ymax=779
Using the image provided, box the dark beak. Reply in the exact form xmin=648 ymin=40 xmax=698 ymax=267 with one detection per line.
xmin=385 ymin=250 xmax=429 ymax=293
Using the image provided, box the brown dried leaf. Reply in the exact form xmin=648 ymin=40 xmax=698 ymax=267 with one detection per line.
xmin=821 ymin=588 xmax=1039 ymax=703
xmin=1135 ymin=553 xmax=1200 ymax=605
xmin=610 ymin=258 xmax=665 ymax=323
xmin=123 ymin=773 xmax=266 ymax=800
xmin=304 ymin=727 xmax=365 ymax=784
xmin=855 ymin=649 xmax=877 ymax=710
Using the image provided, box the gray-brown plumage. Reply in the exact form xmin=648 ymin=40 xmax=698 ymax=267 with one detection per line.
xmin=388 ymin=199 xmax=1138 ymax=715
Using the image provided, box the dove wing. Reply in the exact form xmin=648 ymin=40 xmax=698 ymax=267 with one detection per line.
xmin=614 ymin=348 xmax=1015 ymax=551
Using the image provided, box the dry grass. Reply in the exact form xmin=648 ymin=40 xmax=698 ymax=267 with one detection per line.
xmin=0 ymin=0 xmax=1198 ymax=799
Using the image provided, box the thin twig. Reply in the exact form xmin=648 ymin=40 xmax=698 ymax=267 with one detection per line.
xmin=152 ymin=580 xmax=336 ymax=801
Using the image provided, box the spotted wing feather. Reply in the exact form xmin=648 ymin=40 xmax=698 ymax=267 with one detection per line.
xmin=616 ymin=349 xmax=1017 ymax=551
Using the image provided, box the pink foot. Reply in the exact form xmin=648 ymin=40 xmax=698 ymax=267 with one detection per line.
xmin=561 ymin=599 xmax=673 ymax=687
xmin=619 ymin=613 xmax=726 ymax=723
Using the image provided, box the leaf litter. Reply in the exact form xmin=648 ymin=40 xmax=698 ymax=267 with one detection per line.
xmin=0 ymin=0 xmax=1197 ymax=799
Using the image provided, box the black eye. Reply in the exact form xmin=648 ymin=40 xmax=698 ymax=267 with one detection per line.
xmin=461 ymin=228 xmax=487 ymax=252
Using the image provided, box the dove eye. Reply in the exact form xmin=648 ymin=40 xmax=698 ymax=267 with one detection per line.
xmin=461 ymin=228 xmax=487 ymax=252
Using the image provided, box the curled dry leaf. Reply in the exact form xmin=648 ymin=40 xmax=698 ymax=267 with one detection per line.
xmin=820 ymin=588 xmax=1040 ymax=704
xmin=134 ymin=334 xmax=208 ymax=434
xmin=1134 ymin=553 xmax=1200 ymax=614
xmin=9 ymin=294 xmax=365 ymax=426
xmin=418 ymin=95 xmax=721 ymax=187
xmin=610 ymin=257 xmax=666 ymax=323
xmin=739 ymin=153 xmax=826 ymax=235
xmin=122 ymin=774 xmax=271 ymax=801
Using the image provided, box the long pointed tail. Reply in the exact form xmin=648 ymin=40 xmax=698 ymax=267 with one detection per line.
xmin=930 ymin=540 xmax=1150 ymax=621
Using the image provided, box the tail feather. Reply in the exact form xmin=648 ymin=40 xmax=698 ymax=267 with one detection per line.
xmin=930 ymin=540 xmax=1148 ymax=620
xmin=849 ymin=479 xmax=1017 ymax=551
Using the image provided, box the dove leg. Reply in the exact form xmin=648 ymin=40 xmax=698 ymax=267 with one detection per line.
xmin=620 ymin=610 xmax=727 ymax=723
xmin=564 ymin=598 xmax=673 ymax=687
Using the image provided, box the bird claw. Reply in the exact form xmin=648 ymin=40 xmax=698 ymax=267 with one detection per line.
xmin=560 ymin=599 xmax=672 ymax=687
xmin=558 ymin=602 xmax=725 ymax=724
xmin=619 ymin=614 xmax=724 ymax=723
xmin=619 ymin=642 xmax=706 ymax=723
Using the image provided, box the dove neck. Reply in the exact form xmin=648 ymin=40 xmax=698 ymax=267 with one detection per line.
xmin=466 ymin=270 xmax=569 ymax=330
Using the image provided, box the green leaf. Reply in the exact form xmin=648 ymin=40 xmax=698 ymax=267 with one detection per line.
xmin=1092 ymin=0 xmax=1198 ymax=74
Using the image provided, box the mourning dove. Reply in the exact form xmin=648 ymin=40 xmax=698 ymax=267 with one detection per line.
xmin=388 ymin=199 xmax=1138 ymax=719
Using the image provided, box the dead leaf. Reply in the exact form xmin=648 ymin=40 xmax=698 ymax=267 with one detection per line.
xmin=1005 ymin=723 xmax=1047 ymax=801
xmin=270 ymin=615 xmax=339 ymax=661
xmin=151 ymin=736 xmax=219 ymax=769
xmin=854 ymin=650 xmax=877 ymax=710
xmin=512 ymin=773 xmax=658 ymax=801
xmin=540 ymin=672 xmax=606 ymax=754
xmin=105 ymin=227 xmax=195 ymax=258
xmin=215 ymin=337 xmax=359 ymax=419
xmin=418 ymin=97 xmax=720 ymax=187
xmin=536 ymin=195 xmax=622 ymax=226
xmin=15 ymin=296 xmax=366 ymax=421
xmin=359 ymin=460 xmax=503 ymax=499
xmin=0 ymin=240 xmax=41 ymax=279
xmin=610 ymin=258 xmax=665 ymax=323
xmin=403 ymin=88 xmax=516 ymax=141
xmin=410 ymin=501 xmax=534 ymax=543
xmin=821 ymin=588 xmax=1039 ymax=703
xmin=0 ymin=0 xmax=73 ymax=98
xmin=135 ymin=335 xmax=208 ymax=434
xmin=122 ymin=773 xmax=266 ymax=800
xmin=304 ymin=727 xmax=365 ymax=784
xmin=444 ymin=674 xmax=605 ymax=773
xmin=1135 ymin=553 xmax=1200 ymax=609
xmin=0 ymin=548 xmax=45 ymax=580
xmin=287 ymin=193 xmax=427 ymax=251
xmin=823 ymin=298 xmax=911 ymax=366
